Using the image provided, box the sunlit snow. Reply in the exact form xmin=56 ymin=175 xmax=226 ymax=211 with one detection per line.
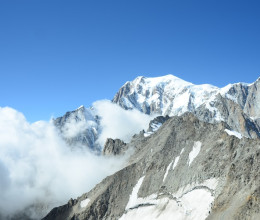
xmin=163 ymin=161 xmax=174 ymax=182
xmin=225 ymin=129 xmax=242 ymax=139
xmin=80 ymin=198 xmax=90 ymax=208
xmin=126 ymin=176 xmax=145 ymax=210
xmin=172 ymin=156 xmax=180 ymax=171
xmin=188 ymin=141 xmax=201 ymax=166
xmin=120 ymin=178 xmax=217 ymax=220
xmin=171 ymin=148 xmax=184 ymax=171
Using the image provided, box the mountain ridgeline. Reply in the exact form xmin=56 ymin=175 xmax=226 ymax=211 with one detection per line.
xmin=47 ymin=75 xmax=260 ymax=220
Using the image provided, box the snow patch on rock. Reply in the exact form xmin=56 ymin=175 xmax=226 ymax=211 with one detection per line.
xmin=172 ymin=148 xmax=184 ymax=171
xmin=144 ymin=122 xmax=162 ymax=137
xmin=225 ymin=129 xmax=242 ymax=139
xmin=120 ymin=178 xmax=218 ymax=220
xmin=80 ymin=198 xmax=90 ymax=208
xmin=163 ymin=148 xmax=185 ymax=182
xmin=172 ymin=156 xmax=180 ymax=171
xmin=188 ymin=142 xmax=201 ymax=166
xmin=163 ymin=161 xmax=174 ymax=182
xmin=126 ymin=176 xmax=145 ymax=210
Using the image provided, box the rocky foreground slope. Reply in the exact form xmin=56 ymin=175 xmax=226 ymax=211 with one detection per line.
xmin=43 ymin=113 xmax=260 ymax=220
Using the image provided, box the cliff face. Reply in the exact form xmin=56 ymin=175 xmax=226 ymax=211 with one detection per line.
xmin=102 ymin=138 xmax=127 ymax=156
xmin=43 ymin=113 xmax=260 ymax=220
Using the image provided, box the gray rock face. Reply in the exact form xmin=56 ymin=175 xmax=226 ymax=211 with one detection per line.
xmin=244 ymin=78 xmax=260 ymax=118
xmin=146 ymin=115 xmax=170 ymax=132
xmin=43 ymin=113 xmax=260 ymax=220
xmin=194 ymin=94 xmax=260 ymax=139
xmin=102 ymin=138 xmax=127 ymax=156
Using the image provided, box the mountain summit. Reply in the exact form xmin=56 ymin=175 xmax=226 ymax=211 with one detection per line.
xmin=113 ymin=75 xmax=260 ymax=138
xmin=113 ymin=74 xmax=216 ymax=116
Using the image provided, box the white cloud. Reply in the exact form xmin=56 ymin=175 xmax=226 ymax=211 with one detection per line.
xmin=93 ymin=100 xmax=155 ymax=146
xmin=0 ymin=107 xmax=126 ymax=219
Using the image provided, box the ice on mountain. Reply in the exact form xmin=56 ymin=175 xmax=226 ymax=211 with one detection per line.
xmin=126 ymin=176 xmax=145 ymax=210
xmin=188 ymin=141 xmax=201 ymax=166
xmin=80 ymin=198 xmax=90 ymax=208
xmin=225 ymin=129 xmax=243 ymax=139
xmin=172 ymin=156 xmax=180 ymax=171
xmin=120 ymin=179 xmax=216 ymax=220
xmin=163 ymin=160 xmax=174 ymax=182
xmin=77 ymin=105 xmax=84 ymax=110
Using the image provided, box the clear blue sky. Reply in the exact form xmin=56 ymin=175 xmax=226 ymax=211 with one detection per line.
xmin=0 ymin=0 xmax=259 ymax=122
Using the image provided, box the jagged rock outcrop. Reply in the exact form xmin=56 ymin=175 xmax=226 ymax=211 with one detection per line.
xmin=102 ymin=138 xmax=127 ymax=156
xmin=146 ymin=115 xmax=170 ymax=132
xmin=43 ymin=113 xmax=260 ymax=220
xmin=143 ymin=115 xmax=170 ymax=137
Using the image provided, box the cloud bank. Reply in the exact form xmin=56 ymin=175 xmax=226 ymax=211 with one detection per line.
xmin=0 ymin=107 xmax=127 ymax=219
xmin=93 ymin=100 xmax=155 ymax=146
xmin=0 ymin=102 xmax=155 ymax=219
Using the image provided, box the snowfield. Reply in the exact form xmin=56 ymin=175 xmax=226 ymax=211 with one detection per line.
xmin=188 ymin=141 xmax=201 ymax=166
xmin=121 ymin=176 xmax=218 ymax=220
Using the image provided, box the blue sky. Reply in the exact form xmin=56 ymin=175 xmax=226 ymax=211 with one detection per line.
xmin=0 ymin=0 xmax=259 ymax=122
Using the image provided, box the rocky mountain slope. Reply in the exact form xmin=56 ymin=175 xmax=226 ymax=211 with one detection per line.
xmin=43 ymin=75 xmax=260 ymax=220
xmin=43 ymin=113 xmax=260 ymax=220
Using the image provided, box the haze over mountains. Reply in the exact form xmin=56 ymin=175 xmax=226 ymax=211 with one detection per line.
xmin=1 ymin=74 xmax=260 ymax=220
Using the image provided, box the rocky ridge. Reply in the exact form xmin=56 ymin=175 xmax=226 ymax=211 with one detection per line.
xmin=102 ymin=138 xmax=127 ymax=156
xmin=43 ymin=113 xmax=260 ymax=220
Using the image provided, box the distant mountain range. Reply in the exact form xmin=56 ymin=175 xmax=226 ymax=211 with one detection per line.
xmin=54 ymin=75 xmax=260 ymax=152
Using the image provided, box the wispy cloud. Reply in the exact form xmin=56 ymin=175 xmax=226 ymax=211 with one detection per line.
xmin=93 ymin=100 xmax=155 ymax=146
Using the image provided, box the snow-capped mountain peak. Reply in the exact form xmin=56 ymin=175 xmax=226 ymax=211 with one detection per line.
xmin=113 ymin=75 xmax=260 ymax=138
xmin=113 ymin=74 xmax=219 ymax=116
xmin=131 ymin=74 xmax=193 ymax=89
